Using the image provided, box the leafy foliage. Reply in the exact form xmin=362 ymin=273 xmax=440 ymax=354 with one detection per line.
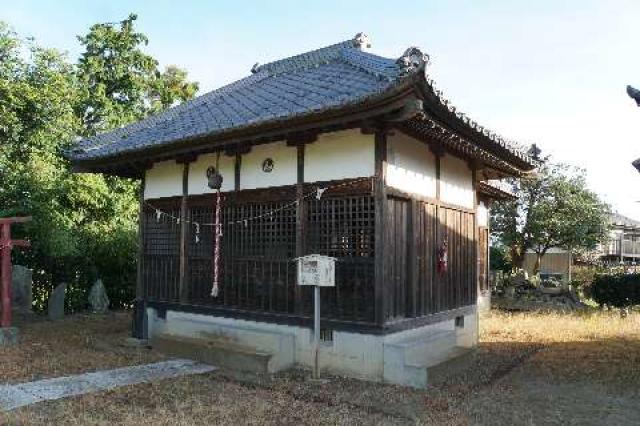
xmin=589 ymin=274 xmax=640 ymax=308
xmin=0 ymin=16 xmax=198 ymax=311
xmin=490 ymin=245 xmax=512 ymax=272
xmin=491 ymin=156 xmax=610 ymax=273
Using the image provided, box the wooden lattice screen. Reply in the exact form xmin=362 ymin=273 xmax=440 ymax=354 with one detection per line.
xmin=142 ymin=191 xmax=376 ymax=324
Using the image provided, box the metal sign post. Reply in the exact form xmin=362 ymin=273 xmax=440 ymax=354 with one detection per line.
xmin=313 ymin=284 xmax=321 ymax=379
xmin=296 ymin=254 xmax=336 ymax=380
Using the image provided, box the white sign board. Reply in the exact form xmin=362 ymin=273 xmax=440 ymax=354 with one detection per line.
xmin=296 ymin=254 xmax=336 ymax=287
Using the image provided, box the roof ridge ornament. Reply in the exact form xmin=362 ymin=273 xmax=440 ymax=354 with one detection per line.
xmin=352 ymin=32 xmax=371 ymax=49
xmin=396 ymin=47 xmax=430 ymax=74
xmin=251 ymin=63 xmax=260 ymax=74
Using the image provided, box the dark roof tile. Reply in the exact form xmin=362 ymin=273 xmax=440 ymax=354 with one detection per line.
xmin=68 ymin=33 xmax=534 ymax=171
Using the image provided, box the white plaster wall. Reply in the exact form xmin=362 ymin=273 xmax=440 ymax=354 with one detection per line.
xmin=241 ymin=141 xmax=297 ymax=190
xmin=144 ymin=160 xmax=183 ymax=199
xmin=477 ymin=201 xmax=489 ymax=227
xmin=440 ymin=155 xmax=474 ymax=209
xmin=386 ymin=131 xmax=437 ymax=197
xmin=305 ymin=129 xmax=375 ymax=182
xmin=188 ymin=153 xmax=235 ymax=194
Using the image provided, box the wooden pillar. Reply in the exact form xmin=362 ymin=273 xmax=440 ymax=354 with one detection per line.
xmin=407 ymin=198 xmax=419 ymax=317
xmin=471 ymin=166 xmax=478 ymax=303
xmin=179 ymin=161 xmax=190 ymax=303
xmin=430 ymin=144 xmax=444 ymax=312
xmin=136 ymin=175 xmax=146 ymax=301
xmin=234 ymin=152 xmax=241 ymax=191
xmin=295 ymin=144 xmax=305 ymax=314
xmin=435 ymin=153 xmax=441 ymax=201
xmin=374 ymin=128 xmax=388 ymax=325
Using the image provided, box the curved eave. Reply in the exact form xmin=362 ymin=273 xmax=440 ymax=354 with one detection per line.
xmin=478 ymin=181 xmax=515 ymax=201
xmin=415 ymin=79 xmax=535 ymax=172
xmin=398 ymin=118 xmax=525 ymax=178
xmin=69 ymin=73 xmax=424 ymax=177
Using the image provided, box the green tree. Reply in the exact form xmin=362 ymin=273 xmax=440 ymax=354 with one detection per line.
xmin=150 ymin=65 xmax=199 ymax=112
xmin=76 ymin=14 xmax=198 ymax=133
xmin=0 ymin=16 xmax=198 ymax=311
xmin=491 ymin=157 xmax=610 ymax=274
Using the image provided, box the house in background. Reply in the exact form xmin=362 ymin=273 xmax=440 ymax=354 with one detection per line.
xmin=523 ymin=212 xmax=640 ymax=281
xmin=601 ymin=213 xmax=640 ymax=264
xmin=67 ymin=34 xmax=534 ymax=388
xmin=523 ymin=248 xmax=571 ymax=281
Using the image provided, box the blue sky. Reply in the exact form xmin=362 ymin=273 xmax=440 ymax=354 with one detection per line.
xmin=4 ymin=1 xmax=640 ymax=218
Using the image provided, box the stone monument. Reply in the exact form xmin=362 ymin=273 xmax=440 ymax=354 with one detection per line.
xmin=88 ymin=279 xmax=110 ymax=314
xmin=48 ymin=283 xmax=67 ymax=321
xmin=11 ymin=265 xmax=33 ymax=313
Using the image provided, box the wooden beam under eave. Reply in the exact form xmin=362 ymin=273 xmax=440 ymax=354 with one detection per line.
xmin=224 ymin=143 xmax=252 ymax=157
xmin=175 ymin=153 xmax=198 ymax=164
xmin=286 ymin=132 xmax=318 ymax=147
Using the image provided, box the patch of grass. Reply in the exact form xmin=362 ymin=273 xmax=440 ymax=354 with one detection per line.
xmin=2 ymin=309 xmax=639 ymax=425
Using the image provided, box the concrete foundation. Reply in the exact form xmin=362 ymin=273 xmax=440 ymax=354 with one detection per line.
xmin=147 ymin=307 xmax=478 ymax=388
xmin=0 ymin=327 xmax=18 ymax=346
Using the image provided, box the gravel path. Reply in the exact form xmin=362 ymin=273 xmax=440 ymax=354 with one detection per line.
xmin=0 ymin=359 xmax=215 ymax=411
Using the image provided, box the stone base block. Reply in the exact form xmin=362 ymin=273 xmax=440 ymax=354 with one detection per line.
xmin=146 ymin=307 xmax=479 ymax=388
xmin=0 ymin=327 xmax=19 ymax=346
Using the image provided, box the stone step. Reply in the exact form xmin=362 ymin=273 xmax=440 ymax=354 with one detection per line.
xmin=388 ymin=329 xmax=459 ymax=369
xmin=151 ymin=334 xmax=273 ymax=374
xmin=420 ymin=340 xmax=469 ymax=369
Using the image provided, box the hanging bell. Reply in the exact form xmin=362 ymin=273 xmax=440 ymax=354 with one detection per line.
xmin=206 ymin=166 xmax=223 ymax=190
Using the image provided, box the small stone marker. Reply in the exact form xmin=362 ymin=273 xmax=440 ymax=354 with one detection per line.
xmin=0 ymin=327 xmax=18 ymax=346
xmin=88 ymin=279 xmax=109 ymax=314
xmin=48 ymin=283 xmax=67 ymax=320
xmin=12 ymin=265 xmax=33 ymax=313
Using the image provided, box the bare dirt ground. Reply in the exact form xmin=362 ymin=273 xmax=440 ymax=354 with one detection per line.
xmin=2 ymin=310 xmax=639 ymax=425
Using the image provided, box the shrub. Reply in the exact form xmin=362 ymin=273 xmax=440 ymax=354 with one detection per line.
xmin=589 ymin=274 xmax=640 ymax=308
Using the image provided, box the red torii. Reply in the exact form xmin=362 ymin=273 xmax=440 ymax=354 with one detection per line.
xmin=0 ymin=217 xmax=31 ymax=328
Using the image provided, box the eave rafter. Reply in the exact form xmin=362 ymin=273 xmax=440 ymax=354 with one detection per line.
xmin=397 ymin=115 xmax=525 ymax=179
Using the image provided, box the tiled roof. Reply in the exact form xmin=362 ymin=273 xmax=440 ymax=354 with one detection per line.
xmin=611 ymin=212 xmax=640 ymax=230
xmin=67 ymin=33 xmax=534 ymax=171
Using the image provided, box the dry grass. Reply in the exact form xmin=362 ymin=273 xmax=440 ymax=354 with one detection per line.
xmin=0 ymin=312 xmax=164 ymax=384
xmin=482 ymin=310 xmax=640 ymax=384
xmin=2 ymin=309 xmax=640 ymax=425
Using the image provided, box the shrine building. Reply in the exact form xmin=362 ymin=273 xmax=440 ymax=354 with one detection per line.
xmin=67 ymin=34 xmax=534 ymax=388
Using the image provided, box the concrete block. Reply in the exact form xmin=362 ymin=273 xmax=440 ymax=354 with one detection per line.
xmin=0 ymin=327 xmax=18 ymax=346
xmin=154 ymin=311 xmax=296 ymax=372
xmin=145 ymin=306 xmax=480 ymax=388
xmin=152 ymin=334 xmax=273 ymax=373
xmin=477 ymin=291 xmax=491 ymax=312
